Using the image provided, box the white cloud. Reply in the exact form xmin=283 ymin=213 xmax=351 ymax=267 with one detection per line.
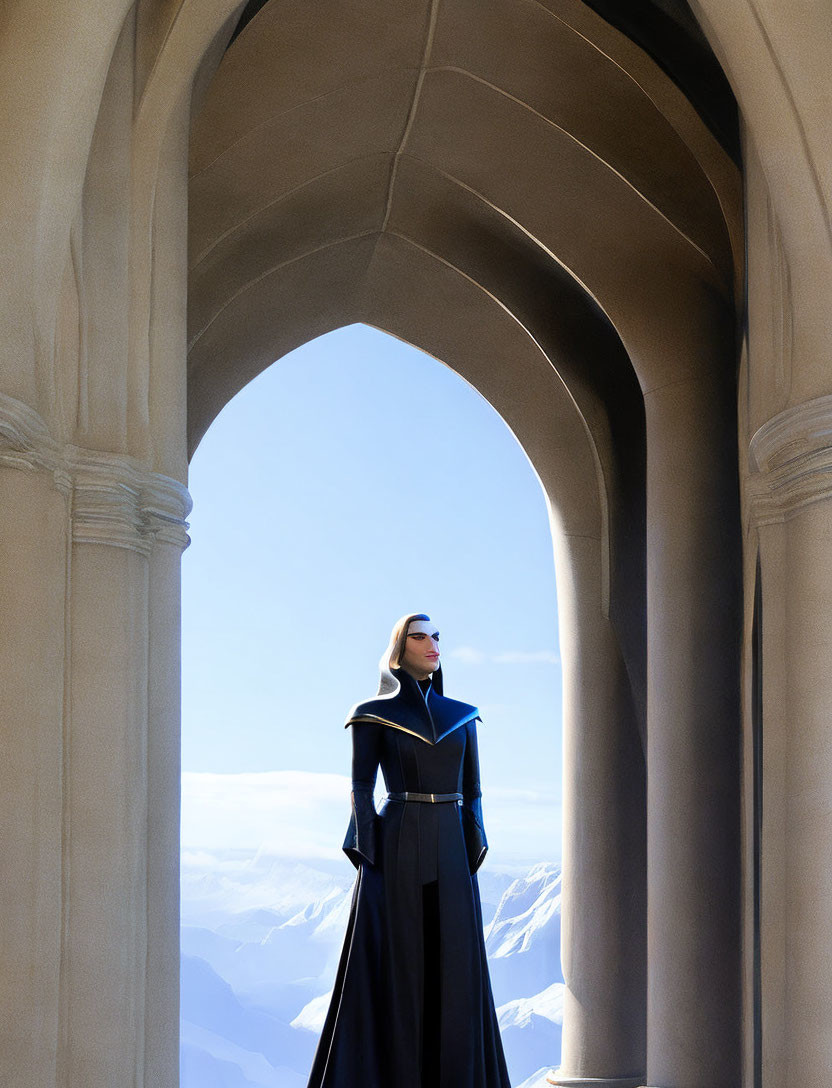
xmin=492 ymin=649 xmax=559 ymax=665
xmin=448 ymin=645 xmax=486 ymax=664
xmin=449 ymin=646 xmax=559 ymax=666
xmin=181 ymin=770 xmax=352 ymax=855
xmin=181 ymin=769 xmax=561 ymax=864
xmin=489 ymin=785 xmax=560 ymax=803
xmin=183 ymin=769 xmax=350 ymax=808
xmin=484 ymin=788 xmax=562 ymax=863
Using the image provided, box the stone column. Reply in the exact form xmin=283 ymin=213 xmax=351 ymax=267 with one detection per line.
xmin=747 ymin=395 xmax=832 ymax=1087
xmin=549 ymin=533 xmax=646 ymax=1088
xmin=640 ymin=372 xmax=742 ymax=1088
xmin=145 ymin=524 xmax=188 ymax=1085
xmin=0 ymin=393 xmax=190 ymax=1088
xmin=0 ymin=405 xmax=71 ymax=1088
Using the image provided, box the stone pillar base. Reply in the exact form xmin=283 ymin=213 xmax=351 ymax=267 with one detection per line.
xmin=546 ymin=1074 xmax=645 ymax=1087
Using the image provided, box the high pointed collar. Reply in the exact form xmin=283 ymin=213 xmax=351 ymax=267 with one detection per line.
xmin=345 ymin=666 xmax=480 ymax=745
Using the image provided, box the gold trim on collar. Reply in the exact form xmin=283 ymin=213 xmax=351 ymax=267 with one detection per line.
xmin=345 ymin=713 xmax=475 ymax=745
xmin=345 ymin=713 xmax=431 ymax=742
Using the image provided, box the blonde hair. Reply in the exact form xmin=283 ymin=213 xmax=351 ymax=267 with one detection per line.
xmin=385 ymin=612 xmax=431 ymax=670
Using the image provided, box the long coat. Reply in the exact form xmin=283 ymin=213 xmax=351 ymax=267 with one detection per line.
xmin=305 ymin=670 xmax=511 ymax=1088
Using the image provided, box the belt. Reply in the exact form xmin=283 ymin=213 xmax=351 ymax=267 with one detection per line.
xmin=387 ymin=791 xmax=463 ymax=804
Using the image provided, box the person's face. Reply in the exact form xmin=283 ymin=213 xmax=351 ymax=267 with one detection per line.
xmin=400 ymin=619 xmax=440 ymax=680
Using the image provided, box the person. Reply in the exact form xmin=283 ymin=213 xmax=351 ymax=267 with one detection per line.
xmin=305 ymin=613 xmax=511 ymax=1088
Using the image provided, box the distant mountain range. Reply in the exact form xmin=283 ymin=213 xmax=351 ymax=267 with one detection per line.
xmin=181 ymin=850 xmax=563 ymax=1087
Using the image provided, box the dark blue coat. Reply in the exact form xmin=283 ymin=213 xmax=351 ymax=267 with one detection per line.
xmin=305 ymin=667 xmax=510 ymax=1088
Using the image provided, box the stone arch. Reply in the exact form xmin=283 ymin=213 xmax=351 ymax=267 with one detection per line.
xmin=8 ymin=1 xmax=832 ymax=1086
xmin=187 ymin=228 xmax=652 ymax=1088
xmin=186 ymin=218 xmax=648 ymax=710
xmin=183 ymin=4 xmax=743 ymax=1085
xmin=0 ymin=2 xmax=774 ymax=1086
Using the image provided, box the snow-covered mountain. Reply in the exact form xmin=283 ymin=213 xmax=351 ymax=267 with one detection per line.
xmin=181 ymin=849 xmax=353 ymax=930
xmin=497 ymin=982 xmax=563 ymax=1083
xmin=181 ymin=954 xmax=318 ymax=1074
xmin=476 ymin=866 xmax=520 ymax=925
xmin=486 ymin=861 xmax=562 ymax=1006
xmin=181 ymin=1018 xmax=308 ymax=1088
xmin=517 ymin=1067 xmax=561 ymax=1088
xmin=181 ymin=850 xmax=562 ymax=1088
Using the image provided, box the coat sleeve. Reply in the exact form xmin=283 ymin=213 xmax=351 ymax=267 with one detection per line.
xmin=342 ymin=722 xmax=383 ymax=869
xmin=461 ymin=718 xmax=489 ymax=874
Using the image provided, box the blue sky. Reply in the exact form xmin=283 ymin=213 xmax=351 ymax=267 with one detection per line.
xmin=181 ymin=324 xmax=562 ymax=864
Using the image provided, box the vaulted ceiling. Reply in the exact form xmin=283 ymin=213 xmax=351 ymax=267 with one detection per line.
xmin=187 ymin=0 xmax=740 ymax=458
xmin=186 ymin=0 xmax=741 ymax=716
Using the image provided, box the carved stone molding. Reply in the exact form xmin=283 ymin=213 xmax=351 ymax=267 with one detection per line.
xmin=0 ymin=391 xmax=60 ymax=470
xmin=747 ymin=395 xmax=832 ymax=525
xmin=0 ymin=393 xmax=191 ymax=552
